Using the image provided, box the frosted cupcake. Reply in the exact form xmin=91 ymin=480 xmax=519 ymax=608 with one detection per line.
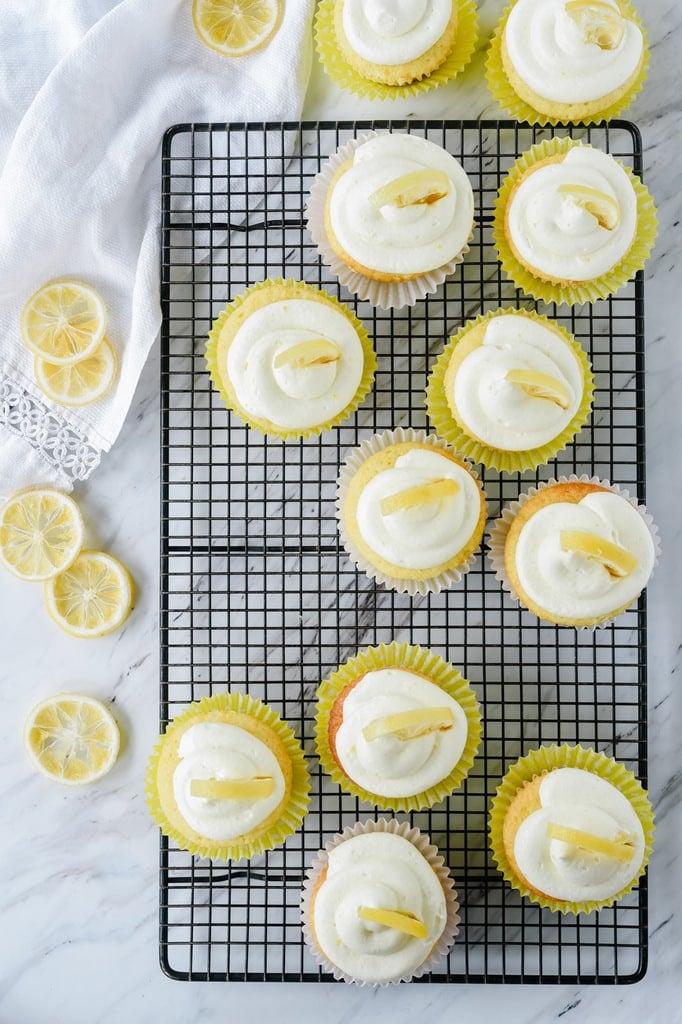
xmin=205 ymin=279 xmax=376 ymax=439
xmin=314 ymin=642 xmax=482 ymax=812
xmin=489 ymin=745 xmax=654 ymax=915
xmin=337 ymin=428 xmax=487 ymax=595
xmin=425 ymin=308 xmax=594 ymax=473
xmin=145 ymin=692 xmax=310 ymax=862
xmin=493 ymin=137 xmax=657 ymax=306
xmin=487 ymin=0 xmax=648 ymax=126
xmin=301 ymin=818 xmax=460 ymax=984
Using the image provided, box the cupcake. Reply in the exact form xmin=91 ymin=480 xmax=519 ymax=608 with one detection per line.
xmin=489 ymin=744 xmax=654 ymax=915
xmin=314 ymin=642 xmax=482 ymax=812
xmin=487 ymin=0 xmax=648 ymax=126
xmin=205 ymin=278 xmax=376 ymax=439
xmin=307 ymin=132 xmax=474 ymax=308
xmin=301 ymin=818 xmax=460 ymax=984
xmin=493 ymin=137 xmax=657 ymax=306
xmin=145 ymin=692 xmax=310 ymax=862
xmin=488 ymin=476 xmax=659 ymax=628
xmin=425 ymin=308 xmax=594 ymax=473
xmin=337 ymin=428 xmax=487 ymax=595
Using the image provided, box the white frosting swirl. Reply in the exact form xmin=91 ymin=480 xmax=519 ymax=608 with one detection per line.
xmin=514 ymin=768 xmax=645 ymax=902
xmin=452 ymin=315 xmax=583 ymax=451
xmin=312 ymin=831 xmax=447 ymax=983
xmin=514 ymin=490 xmax=655 ymax=621
xmin=329 ymin=134 xmax=474 ymax=277
xmin=356 ymin=449 xmax=482 ymax=571
xmin=333 ymin=668 xmax=468 ymax=797
xmin=507 ymin=146 xmax=637 ymax=281
xmin=342 ymin=0 xmax=453 ymax=65
xmin=225 ymin=299 xmax=365 ymax=429
xmin=172 ymin=723 xmax=285 ymax=841
xmin=505 ymin=0 xmax=643 ymax=104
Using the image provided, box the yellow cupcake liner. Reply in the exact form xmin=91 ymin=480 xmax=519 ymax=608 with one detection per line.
xmin=314 ymin=641 xmax=482 ymax=812
xmin=425 ymin=308 xmax=595 ymax=473
xmin=489 ymin=743 xmax=655 ymax=915
xmin=204 ymin=278 xmax=376 ymax=440
xmin=301 ymin=817 xmax=460 ymax=985
xmin=145 ymin=691 xmax=311 ymax=863
xmin=493 ymin=136 xmax=658 ymax=307
xmin=314 ymin=0 xmax=479 ymax=102
xmin=486 ymin=0 xmax=649 ymax=127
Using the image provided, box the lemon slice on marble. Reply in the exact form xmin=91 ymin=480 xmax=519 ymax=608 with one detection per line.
xmin=0 ymin=487 xmax=84 ymax=581
xmin=34 ymin=337 xmax=117 ymax=408
xmin=44 ymin=550 xmax=134 ymax=639
xmin=23 ymin=692 xmax=120 ymax=785
xmin=192 ymin=0 xmax=282 ymax=57
xmin=20 ymin=279 xmax=107 ymax=365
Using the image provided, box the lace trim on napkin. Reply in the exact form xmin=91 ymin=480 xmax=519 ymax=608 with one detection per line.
xmin=0 ymin=375 xmax=102 ymax=483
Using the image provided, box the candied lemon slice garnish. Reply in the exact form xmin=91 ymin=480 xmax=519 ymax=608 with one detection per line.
xmin=44 ymin=550 xmax=134 ymax=638
xmin=190 ymin=777 xmax=275 ymax=800
xmin=357 ymin=906 xmax=428 ymax=939
xmin=20 ymin=279 xmax=107 ymax=365
xmin=557 ymin=183 xmax=621 ymax=230
xmin=0 ymin=487 xmax=84 ymax=582
xmin=505 ymin=369 xmax=572 ymax=410
xmin=273 ymin=338 xmax=341 ymax=370
xmin=560 ymin=530 xmax=637 ymax=577
xmin=363 ymin=706 xmax=456 ymax=742
xmin=547 ymin=823 xmax=634 ymax=862
xmin=565 ymin=1 xmax=626 ymax=50
xmin=379 ymin=478 xmax=459 ymax=517
xmin=23 ymin=692 xmax=120 ymax=786
xmin=34 ymin=336 xmax=117 ymax=408
xmin=192 ymin=0 xmax=282 ymax=57
xmin=369 ymin=169 xmax=450 ymax=210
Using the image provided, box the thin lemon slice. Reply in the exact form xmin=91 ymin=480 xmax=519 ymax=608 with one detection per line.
xmin=44 ymin=550 xmax=133 ymax=639
xmin=505 ymin=369 xmax=572 ymax=410
xmin=557 ymin=184 xmax=621 ymax=230
xmin=565 ymin=1 xmax=626 ymax=50
xmin=23 ymin=693 xmax=120 ymax=786
xmin=20 ymin=279 xmax=107 ymax=365
xmin=547 ymin=823 xmax=634 ymax=863
xmin=357 ymin=906 xmax=428 ymax=940
xmin=369 ymin=169 xmax=450 ymax=210
xmin=273 ymin=339 xmax=341 ymax=370
xmin=0 ymin=487 xmax=84 ymax=581
xmin=560 ymin=530 xmax=637 ymax=577
xmin=192 ymin=0 xmax=282 ymax=57
xmin=363 ymin=707 xmax=456 ymax=742
xmin=380 ymin=478 xmax=459 ymax=517
xmin=34 ymin=337 xmax=117 ymax=408
xmin=190 ymin=777 xmax=275 ymax=800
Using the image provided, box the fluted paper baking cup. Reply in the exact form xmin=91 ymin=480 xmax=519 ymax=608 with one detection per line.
xmin=425 ymin=308 xmax=594 ymax=473
xmin=145 ymin=691 xmax=310 ymax=863
xmin=306 ymin=133 xmax=473 ymax=310
xmin=301 ymin=817 xmax=460 ymax=984
xmin=315 ymin=0 xmax=478 ymax=102
xmin=487 ymin=474 xmax=661 ymax=629
xmin=314 ymin=641 xmax=482 ymax=812
xmin=489 ymin=744 xmax=655 ymax=915
xmin=493 ymin=136 xmax=658 ymax=307
xmin=205 ymin=278 xmax=376 ymax=440
xmin=486 ymin=0 xmax=649 ymax=127
xmin=336 ymin=427 xmax=487 ymax=596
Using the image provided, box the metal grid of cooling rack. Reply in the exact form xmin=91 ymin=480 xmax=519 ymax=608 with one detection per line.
xmin=159 ymin=120 xmax=648 ymax=984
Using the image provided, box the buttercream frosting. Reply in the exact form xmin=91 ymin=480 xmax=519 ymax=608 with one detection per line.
xmin=173 ymin=722 xmax=285 ymax=841
xmin=504 ymin=0 xmax=643 ymax=104
xmin=328 ymin=133 xmax=474 ymax=277
xmin=225 ymin=298 xmax=365 ymax=429
xmin=451 ymin=314 xmax=584 ymax=451
xmin=513 ymin=767 xmax=645 ymax=902
xmin=342 ymin=0 xmax=453 ymax=66
xmin=506 ymin=146 xmax=637 ymax=281
xmin=312 ymin=831 xmax=446 ymax=983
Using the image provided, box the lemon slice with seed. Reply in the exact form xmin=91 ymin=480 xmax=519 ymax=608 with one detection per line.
xmin=34 ymin=337 xmax=118 ymax=408
xmin=23 ymin=693 xmax=120 ymax=786
xmin=44 ymin=550 xmax=133 ymax=639
xmin=20 ymin=279 xmax=107 ymax=365
xmin=0 ymin=487 xmax=84 ymax=581
xmin=192 ymin=0 xmax=282 ymax=57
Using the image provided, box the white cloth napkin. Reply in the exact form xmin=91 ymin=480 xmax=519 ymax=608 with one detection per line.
xmin=0 ymin=0 xmax=315 ymax=496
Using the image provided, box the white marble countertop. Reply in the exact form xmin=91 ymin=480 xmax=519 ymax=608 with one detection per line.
xmin=1 ymin=2 xmax=680 ymax=1021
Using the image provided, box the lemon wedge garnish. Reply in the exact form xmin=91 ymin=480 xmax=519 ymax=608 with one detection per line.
xmin=560 ymin=530 xmax=637 ymax=577
xmin=23 ymin=693 xmax=120 ymax=786
xmin=363 ymin=706 xmax=456 ymax=742
xmin=505 ymin=369 xmax=572 ymax=410
xmin=273 ymin=339 xmax=341 ymax=370
xmin=565 ymin=1 xmax=626 ymax=50
xmin=0 ymin=487 xmax=84 ymax=582
xmin=357 ymin=906 xmax=428 ymax=940
xmin=20 ymin=279 xmax=107 ymax=365
xmin=34 ymin=337 xmax=117 ymax=408
xmin=369 ymin=169 xmax=450 ymax=210
xmin=547 ymin=823 xmax=634 ymax=862
xmin=379 ymin=478 xmax=459 ymax=517
xmin=557 ymin=184 xmax=621 ymax=230
xmin=44 ymin=550 xmax=134 ymax=638
xmin=190 ymin=777 xmax=275 ymax=800
xmin=192 ymin=0 xmax=282 ymax=57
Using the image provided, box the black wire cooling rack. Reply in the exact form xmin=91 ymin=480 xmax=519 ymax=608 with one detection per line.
xmin=159 ymin=120 xmax=648 ymax=984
